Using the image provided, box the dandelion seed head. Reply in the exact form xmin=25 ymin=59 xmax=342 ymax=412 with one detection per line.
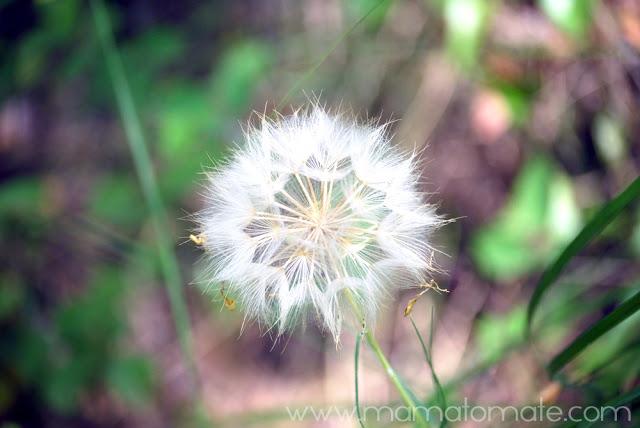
xmin=196 ymin=106 xmax=444 ymax=341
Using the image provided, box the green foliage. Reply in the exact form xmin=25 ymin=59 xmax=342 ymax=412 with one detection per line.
xmin=538 ymin=0 xmax=595 ymax=38
xmin=346 ymin=0 xmax=393 ymax=31
xmin=11 ymin=0 xmax=80 ymax=88
xmin=443 ymin=0 xmax=489 ymax=68
xmin=1 ymin=268 xmax=154 ymax=413
xmin=0 ymin=276 xmax=24 ymax=320
xmin=527 ymin=174 xmax=640 ymax=329
xmin=209 ymin=41 xmax=272 ymax=115
xmin=476 ymin=306 xmax=526 ymax=361
xmin=118 ymin=28 xmax=187 ymax=109
xmin=1 ymin=0 xmax=639 ymax=424
xmin=471 ymin=156 xmax=581 ymax=280
xmin=107 ymin=356 xmax=155 ymax=407
xmin=89 ymin=174 xmax=145 ymax=228
xmin=0 ymin=177 xmax=44 ymax=218
xmin=154 ymin=40 xmax=271 ymax=201
xmin=0 ymin=178 xmax=48 ymax=243
xmin=548 ymin=288 xmax=640 ymax=376
xmin=91 ymin=0 xmax=197 ymax=389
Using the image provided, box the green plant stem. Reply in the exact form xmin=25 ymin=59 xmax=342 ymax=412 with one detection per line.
xmin=345 ymin=290 xmax=429 ymax=428
xmin=90 ymin=0 xmax=197 ymax=387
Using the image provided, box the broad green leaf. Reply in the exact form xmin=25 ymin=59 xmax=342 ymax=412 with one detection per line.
xmin=548 ymin=288 xmax=640 ymax=376
xmin=526 ymin=175 xmax=640 ymax=330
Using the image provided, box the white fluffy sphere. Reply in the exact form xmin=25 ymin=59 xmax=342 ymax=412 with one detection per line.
xmin=196 ymin=106 xmax=443 ymax=341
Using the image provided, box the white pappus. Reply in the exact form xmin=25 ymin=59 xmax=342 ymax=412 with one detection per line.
xmin=195 ymin=106 xmax=444 ymax=342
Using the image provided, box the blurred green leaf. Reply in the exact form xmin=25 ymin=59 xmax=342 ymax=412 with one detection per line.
xmin=209 ymin=40 xmax=272 ymax=114
xmin=444 ymin=0 xmax=489 ymax=68
xmin=38 ymin=0 xmax=80 ymax=42
xmin=89 ymin=174 xmax=145 ymax=228
xmin=10 ymin=327 xmax=49 ymax=383
xmin=121 ymin=28 xmax=186 ymax=104
xmin=497 ymin=84 xmax=534 ymax=127
xmin=471 ymin=156 xmax=580 ymax=280
xmin=538 ymin=0 xmax=595 ymax=38
xmin=15 ymin=31 xmax=50 ymax=87
xmin=155 ymin=82 xmax=212 ymax=158
xmin=107 ymin=356 xmax=155 ymax=407
xmin=527 ymin=175 xmax=640 ymax=330
xmin=0 ymin=178 xmax=44 ymax=215
xmin=0 ymin=275 xmax=24 ymax=320
xmin=43 ymin=361 xmax=86 ymax=413
xmin=476 ymin=306 xmax=526 ymax=361
xmin=56 ymin=269 xmax=124 ymax=345
xmin=548 ymin=288 xmax=640 ymax=376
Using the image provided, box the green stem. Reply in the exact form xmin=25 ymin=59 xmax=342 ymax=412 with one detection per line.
xmin=90 ymin=0 xmax=198 ymax=389
xmin=345 ymin=291 xmax=429 ymax=427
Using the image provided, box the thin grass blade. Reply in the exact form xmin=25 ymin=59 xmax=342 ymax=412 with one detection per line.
xmin=527 ymin=175 xmax=640 ymax=332
xmin=90 ymin=0 xmax=197 ymax=386
xmin=409 ymin=314 xmax=448 ymax=428
xmin=548 ymin=288 xmax=640 ymax=376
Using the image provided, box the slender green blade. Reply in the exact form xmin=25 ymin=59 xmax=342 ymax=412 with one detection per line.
xmin=527 ymin=175 xmax=640 ymax=331
xmin=548 ymin=288 xmax=640 ymax=376
xmin=90 ymin=0 xmax=197 ymax=386
xmin=410 ymin=315 xmax=448 ymax=428
xmin=354 ymin=331 xmax=366 ymax=428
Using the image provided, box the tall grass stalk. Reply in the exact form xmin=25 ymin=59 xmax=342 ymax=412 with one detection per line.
xmin=90 ymin=0 xmax=198 ymax=388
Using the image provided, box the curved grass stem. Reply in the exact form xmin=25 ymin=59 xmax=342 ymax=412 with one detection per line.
xmin=90 ymin=0 xmax=198 ymax=394
xmin=345 ymin=290 xmax=430 ymax=428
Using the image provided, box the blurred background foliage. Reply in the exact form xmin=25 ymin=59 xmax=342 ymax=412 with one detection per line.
xmin=1 ymin=0 xmax=639 ymax=427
